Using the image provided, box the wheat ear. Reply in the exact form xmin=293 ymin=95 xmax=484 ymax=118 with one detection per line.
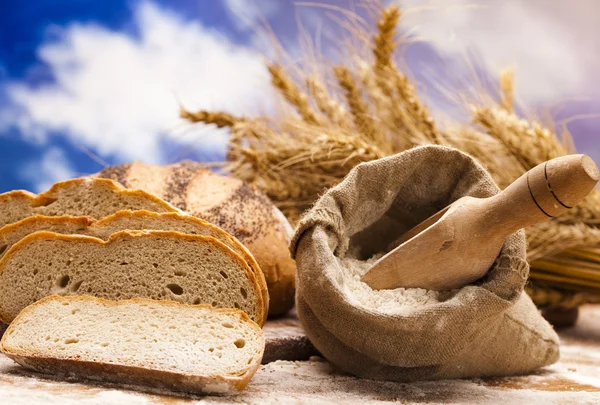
xmin=268 ymin=63 xmax=319 ymax=125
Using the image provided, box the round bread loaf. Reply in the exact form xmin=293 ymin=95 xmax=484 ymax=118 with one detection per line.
xmin=96 ymin=161 xmax=296 ymax=317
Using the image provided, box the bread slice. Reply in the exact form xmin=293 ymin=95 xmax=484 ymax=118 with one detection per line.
xmin=97 ymin=161 xmax=297 ymax=317
xmin=0 ymin=216 xmax=95 ymax=258
xmin=91 ymin=211 xmax=268 ymax=316
xmin=0 ymin=230 xmax=264 ymax=325
xmin=0 ymin=295 xmax=264 ymax=394
xmin=0 ymin=178 xmax=178 ymax=229
xmin=0 ymin=211 xmax=268 ymax=322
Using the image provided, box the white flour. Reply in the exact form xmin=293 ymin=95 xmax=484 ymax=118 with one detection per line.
xmin=338 ymin=253 xmax=441 ymax=313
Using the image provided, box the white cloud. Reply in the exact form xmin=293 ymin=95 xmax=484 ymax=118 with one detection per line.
xmin=224 ymin=0 xmax=281 ymax=31
xmin=397 ymin=0 xmax=600 ymax=104
xmin=3 ymin=1 xmax=274 ymax=164
xmin=20 ymin=147 xmax=77 ymax=192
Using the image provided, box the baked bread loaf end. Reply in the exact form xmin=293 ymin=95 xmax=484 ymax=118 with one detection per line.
xmin=0 ymin=295 xmax=264 ymax=394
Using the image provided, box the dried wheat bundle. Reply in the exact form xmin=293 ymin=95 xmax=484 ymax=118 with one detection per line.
xmin=182 ymin=3 xmax=600 ymax=307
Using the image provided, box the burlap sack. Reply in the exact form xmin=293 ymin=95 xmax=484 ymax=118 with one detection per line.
xmin=290 ymin=145 xmax=560 ymax=381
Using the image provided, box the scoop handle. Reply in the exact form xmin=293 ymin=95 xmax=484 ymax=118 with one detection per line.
xmin=484 ymin=154 xmax=599 ymax=235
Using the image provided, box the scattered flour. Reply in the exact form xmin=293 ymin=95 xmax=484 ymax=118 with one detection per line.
xmin=338 ymin=253 xmax=441 ymax=313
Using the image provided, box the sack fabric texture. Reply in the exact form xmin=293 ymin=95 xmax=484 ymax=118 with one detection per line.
xmin=290 ymin=145 xmax=560 ymax=382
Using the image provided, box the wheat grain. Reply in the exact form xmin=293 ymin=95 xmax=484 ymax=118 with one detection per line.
xmin=268 ymin=63 xmax=319 ymax=125
xmin=372 ymin=5 xmax=400 ymax=74
xmin=471 ymin=106 xmax=567 ymax=170
xmin=179 ymin=108 xmax=239 ymax=128
xmin=334 ymin=65 xmax=377 ymax=141
xmin=393 ymin=70 xmax=441 ymax=144
xmin=182 ymin=3 xmax=600 ymax=307
xmin=527 ymin=222 xmax=600 ymax=261
xmin=306 ymin=76 xmax=348 ymax=127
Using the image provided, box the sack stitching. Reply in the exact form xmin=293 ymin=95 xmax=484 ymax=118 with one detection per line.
xmin=503 ymin=312 xmax=559 ymax=346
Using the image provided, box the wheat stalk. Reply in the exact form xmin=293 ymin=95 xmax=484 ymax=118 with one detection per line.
xmin=499 ymin=68 xmax=514 ymax=113
xmin=182 ymin=3 xmax=600 ymax=307
xmin=525 ymin=284 xmax=600 ymax=308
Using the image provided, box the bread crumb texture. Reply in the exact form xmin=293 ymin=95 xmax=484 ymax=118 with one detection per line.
xmin=1 ymin=296 xmax=265 ymax=394
xmin=0 ymin=231 xmax=261 ymax=324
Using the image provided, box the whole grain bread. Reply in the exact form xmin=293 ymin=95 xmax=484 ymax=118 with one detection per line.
xmin=0 ymin=178 xmax=178 ymax=229
xmin=0 ymin=295 xmax=264 ymax=394
xmin=0 ymin=211 xmax=269 ymax=321
xmin=0 ymin=230 xmax=265 ymax=325
xmin=96 ymin=161 xmax=296 ymax=317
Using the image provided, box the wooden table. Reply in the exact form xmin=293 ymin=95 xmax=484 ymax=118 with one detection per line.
xmin=2 ymin=306 xmax=600 ymax=404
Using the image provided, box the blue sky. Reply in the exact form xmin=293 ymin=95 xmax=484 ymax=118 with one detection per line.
xmin=1 ymin=0 xmax=599 ymax=193
xmin=0 ymin=0 xmax=275 ymax=192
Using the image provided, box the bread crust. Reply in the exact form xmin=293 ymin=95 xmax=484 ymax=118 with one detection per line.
xmin=0 ymin=178 xmax=180 ymax=228
xmin=0 ymin=215 xmax=95 ymax=235
xmin=0 ymin=230 xmax=266 ymax=326
xmin=0 ymin=189 xmax=37 ymax=199
xmin=0 ymin=210 xmax=269 ymax=322
xmin=0 ymin=295 xmax=264 ymax=394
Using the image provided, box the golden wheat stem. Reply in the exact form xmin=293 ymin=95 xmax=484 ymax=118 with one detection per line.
xmin=525 ymin=284 xmax=600 ymax=308
xmin=529 ymin=270 xmax=600 ymax=291
xmin=499 ymin=68 xmax=514 ymax=113
xmin=531 ymin=257 xmax=600 ymax=282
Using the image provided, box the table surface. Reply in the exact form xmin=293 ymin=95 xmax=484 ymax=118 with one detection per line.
xmin=2 ymin=306 xmax=600 ymax=405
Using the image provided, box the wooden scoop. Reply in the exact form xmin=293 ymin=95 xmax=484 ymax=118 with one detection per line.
xmin=361 ymin=154 xmax=600 ymax=291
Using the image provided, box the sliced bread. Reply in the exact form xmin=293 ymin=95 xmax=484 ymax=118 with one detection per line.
xmin=96 ymin=161 xmax=296 ymax=317
xmin=92 ymin=210 xmax=268 ymax=314
xmin=0 ymin=178 xmax=178 ymax=229
xmin=0 ymin=295 xmax=264 ymax=394
xmin=0 ymin=230 xmax=265 ymax=325
xmin=0 ymin=216 xmax=95 ymax=257
xmin=0 ymin=211 xmax=269 ymax=318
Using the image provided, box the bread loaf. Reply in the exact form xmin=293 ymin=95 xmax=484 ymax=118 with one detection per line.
xmin=0 ymin=230 xmax=265 ymax=325
xmin=0 ymin=211 xmax=269 ymax=318
xmin=0 ymin=295 xmax=264 ymax=394
xmin=0 ymin=178 xmax=178 ymax=229
xmin=97 ymin=161 xmax=296 ymax=317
